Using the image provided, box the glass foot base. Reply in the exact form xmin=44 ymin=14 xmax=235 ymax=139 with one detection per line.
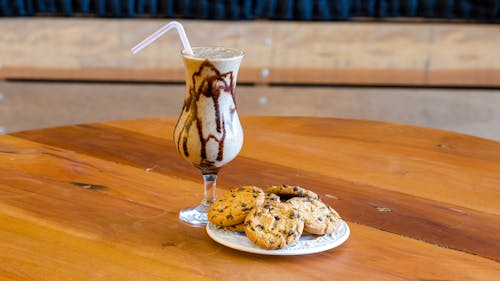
xmin=179 ymin=204 xmax=210 ymax=227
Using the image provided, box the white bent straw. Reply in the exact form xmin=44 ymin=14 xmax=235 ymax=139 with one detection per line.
xmin=131 ymin=21 xmax=193 ymax=55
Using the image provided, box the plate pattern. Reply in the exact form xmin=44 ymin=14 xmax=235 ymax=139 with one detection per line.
xmin=206 ymin=220 xmax=350 ymax=255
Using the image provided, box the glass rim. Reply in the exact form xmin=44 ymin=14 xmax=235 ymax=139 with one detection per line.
xmin=181 ymin=46 xmax=244 ymax=60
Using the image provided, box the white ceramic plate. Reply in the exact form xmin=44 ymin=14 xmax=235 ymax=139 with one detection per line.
xmin=206 ymin=220 xmax=350 ymax=255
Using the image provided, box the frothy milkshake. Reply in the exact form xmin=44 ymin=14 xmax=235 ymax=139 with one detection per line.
xmin=174 ymin=47 xmax=244 ymax=174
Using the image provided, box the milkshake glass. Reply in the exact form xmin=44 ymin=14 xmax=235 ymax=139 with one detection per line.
xmin=174 ymin=46 xmax=244 ymax=226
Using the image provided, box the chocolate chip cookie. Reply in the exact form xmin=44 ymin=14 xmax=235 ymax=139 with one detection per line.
xmin=224 ymin=223 xmax=245 ymax=232
xmin=264 ymin=192 xmax=281 ymax=204
xmin=286 ymin=197 xmax=341 ymax=235
xmin=265 ymin=184 xmax=319 ymax=200
xmin=208 ymin=186 xmax=265 ymax=227
xmin=244 ymin=201 xmax=304 ymax=250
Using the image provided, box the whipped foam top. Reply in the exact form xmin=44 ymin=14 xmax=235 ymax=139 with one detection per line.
xmin=183 ymin=47 xmax=243 ymax=59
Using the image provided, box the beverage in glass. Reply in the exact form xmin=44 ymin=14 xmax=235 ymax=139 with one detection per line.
xmin=174 ymin=46 xmax=244 ymax=226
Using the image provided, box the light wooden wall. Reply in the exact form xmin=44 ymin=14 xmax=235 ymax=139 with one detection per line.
xmin=0 ymin=19 xmax=499 ymax=140
xmin=1 ymin=18 xmax=499 ymax=87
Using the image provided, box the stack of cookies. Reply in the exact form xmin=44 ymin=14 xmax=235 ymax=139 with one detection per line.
xmin=208 ymin=184 xmax=342 ymax=250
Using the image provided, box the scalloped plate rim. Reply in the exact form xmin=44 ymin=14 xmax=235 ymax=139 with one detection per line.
xmin=206 ymin=220 xmax=350 ymax=255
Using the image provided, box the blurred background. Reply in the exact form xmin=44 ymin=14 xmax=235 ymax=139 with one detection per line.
xmin=0 ymin=0 xmax=499 ymax=140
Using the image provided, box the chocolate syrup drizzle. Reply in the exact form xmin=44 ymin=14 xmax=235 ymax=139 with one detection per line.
xmin=175 ymin=60 xmax=237 ymax=174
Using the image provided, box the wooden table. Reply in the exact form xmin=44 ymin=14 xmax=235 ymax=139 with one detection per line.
xmin=1 ymin=116 xmax=498 ymax=280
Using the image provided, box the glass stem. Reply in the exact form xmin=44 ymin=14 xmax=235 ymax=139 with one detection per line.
xmin=202 ymin=174 xmax=217 ymax=207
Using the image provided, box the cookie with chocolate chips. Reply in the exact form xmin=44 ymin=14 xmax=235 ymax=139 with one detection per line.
xmin=286 ymin=197 xmax=341 ymax=235
xmin=265 ymin=184 xmax=319 ymax=200
xmin=224 ymin=223 xmax=245 ymax=232
xmin=244 ymin=201 xmax=304 ymax=250
xmin=208 ymin=186 xmax=265 ymax=227
xmin=264 ymin=192 xmax=281 ymax=204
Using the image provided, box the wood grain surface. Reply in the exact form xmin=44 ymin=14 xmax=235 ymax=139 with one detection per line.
xmin=1 ymin=19 xmax=499 ymax=87
xmin=2 ymin=116 xmax=500 ymax=280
